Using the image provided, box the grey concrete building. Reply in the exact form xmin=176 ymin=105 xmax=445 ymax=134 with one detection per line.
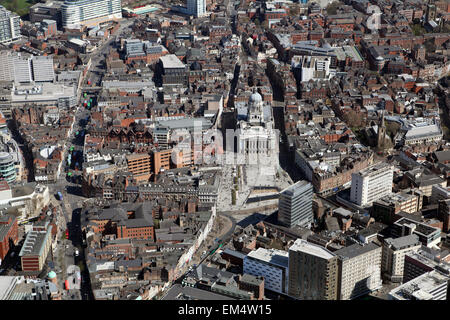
xmin=278 ymin=180 xmax=313 ymax=228
xmin=382 ymin=234 xmax=422 ymax=282
xmin=335 ymin=243 xmax=382 ymax=300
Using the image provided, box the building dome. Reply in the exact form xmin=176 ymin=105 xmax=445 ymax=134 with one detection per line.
xmin=48 ymin=271 xmax=57 ymax=279
xmin=249 ymin=91 xmax=262 ymax=104
xmin=190 ymin=61 xmax=202 ymax=71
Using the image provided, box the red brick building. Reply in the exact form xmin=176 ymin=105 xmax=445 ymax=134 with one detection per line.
xmin=0 ymin=215 xmax=18 ymax=262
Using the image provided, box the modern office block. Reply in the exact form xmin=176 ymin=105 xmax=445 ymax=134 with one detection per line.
xmin=278 ymin=180 xmax=313 ymax=228
xmin=288 ymin=239 xmax=339 ymax=300
xmin=350 ymin=162 xmax=394 ymax=206
xmin=391 ymin=217 xmax=441 ymax=248
xmin=187 ymin=0 xmax=206 ymax=17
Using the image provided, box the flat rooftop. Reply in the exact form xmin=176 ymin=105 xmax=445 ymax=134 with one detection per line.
xmin=335 ymin=242 xmax=380 ymax=259
xmin=159 ymin=54 xmax=185 ymax=69
xmin=289 ymin=239 xmax=335 ymax=260
xmin=19 ymin=226 xmax=52 ymax=257
xmin=246 ymin=247 xmax=289 ymax=268
xmin=11 ymin=83 xmax=75 ymax=102
xmin=280 ymin=180 xmax=312 ymax=197
xmin=356 ymin=162 xmax=393 ymax=178
xmin=384 ymin=234 xmax=421 ymax=251
xmin=333 ymin=45 xmax=363 ymax=62
xmin=163 ymin=284 xmax=234 ymax=300
xmin=389 ymin=270 xmax=449 ymax=300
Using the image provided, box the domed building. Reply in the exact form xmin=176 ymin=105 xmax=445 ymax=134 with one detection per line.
xmin=235 ymin=89 xmax=278 ymax=169
xmin=47 ymin=270 xmax=57 ymax=284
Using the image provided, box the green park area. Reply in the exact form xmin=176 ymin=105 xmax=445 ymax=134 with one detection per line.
xmin=1 ymin=0 xmax=41 ymax=17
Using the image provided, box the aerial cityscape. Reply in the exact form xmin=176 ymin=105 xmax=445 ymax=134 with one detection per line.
xmin=0 ymin=0 xmax=449 ymax=303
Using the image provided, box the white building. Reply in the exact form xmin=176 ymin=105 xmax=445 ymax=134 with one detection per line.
xmin=236 ymin=91 xmax=278 ymax=164
xmin=350 ymin=162 xmax=394 ymax=207
xmin=382 ymin=234 xmax=422 ymax=282
xmin=243 ymin=248 xmax=289 ymax=295
xmin=293 ymin=55 xmax=334 ymax=82
xmin=335 ymin=243 xmax=383 ymax=300
xmin=396 ymin=118 xmax=443 ymax=146
xmin=388 ymin=269 xmax=450 ymax=300
xmin=61 ymin=0 xmax=122 ymax=30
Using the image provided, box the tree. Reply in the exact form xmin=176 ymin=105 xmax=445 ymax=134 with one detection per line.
xmin=289 ymin=5 xmax=300 ymax=17
xmin=385 ymin=121 xmax=400 ymax=140
xmin=343 ymin=110 xmax=364 ymax=128
xmin=326 ymin=1 xmax=341 ymax=15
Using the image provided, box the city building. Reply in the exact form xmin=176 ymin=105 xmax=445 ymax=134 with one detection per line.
xmin=350 ymin=162 xmax=394 ymax=207
xmin=0 ymin=6 xmax=21 ymax=44
xmin=0 ymin=214 xmax=18 ymax=262
xmin=288 ymin=239 xmax=339 ymax=300
xmin=391 ymin=217 xmax=441 ymax=248
xmin=278 ymin=180 xmax=313 ymax=228
xmin=404 ymin=246 xmax=450 ymax=283
xmin=381 ymin=234 xmax=422 ymax=282
xmin=187 ymin=0 xmax=206 ymax=17
xmin=84 ymin=203 xmax=155 ymax=241
xmin=61 ymin=0 xmax=122 ymax=30
xmin=438 ymin=199 xmax=450 ymax=233
xmin=31 ymin=56 xmax=55 ymax=82
xmin=402 ymin=167 xmax=447 ymax=197
xmin=126 ymin=153 xmax=152 ymax=180
xmin=335 ymin=243 xmax=382 ymax=300
xmin=30 ymin=1 xmax=63 ymax=27
xmin=372 ymin=192 xmax=423 ymax=224
xmin=431 ymin=185 xmax=450 ymax=203
xmin=19 ymin=224 xmax=53 ymax=272
xmin=388 ymin=270 xmax=450 ymax=300
xmin=396 ymin=118 xmax=443 ymax=147
xmin=238 ymin=274 xmax=264 ymax=300
xmin=0 ymin=52 xmax=55 ymax=84
xmin=243 ymin=247 xmax=289 ymax=295
xmin=292 ymin=55 xmax=334 ymax=82
xmin=0 ymin=152 xmax=17 ymax=183
xmin=235 ymin=91 xmax=278 ymax=169
xmin=156 ymin=54 xmax=188 ymax=87
xmin=0 ymin=275 xmax=60 ymax=300
xmin=10 ymin=82 xmax=76 ymax=108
